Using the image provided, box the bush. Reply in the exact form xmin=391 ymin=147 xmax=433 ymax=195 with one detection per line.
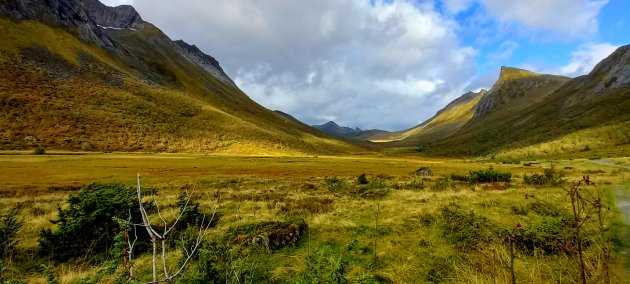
xmin=450 ymin=168 xmax=512 ymax=184
xmin=439 ymin=204 xmax=498 ymax=249
xmin=32 ymin=146 xmax=45 ymax=155
xmin=325 ymin=177 xmax=347 ymax=194
xmin=524 ymin=167 xmax=565 ymax=186
xmin=357 ymin=173 xmax=369 ymax=185
xmin=467 ymin=168 xmax=511 ymax=183
xmin=37 ymin=183 xmax=151 ymax=262
xmin=515 ymin=216 xmax=574 ymax=255
xmin=0 ymin=208 xmax=22 ymax=258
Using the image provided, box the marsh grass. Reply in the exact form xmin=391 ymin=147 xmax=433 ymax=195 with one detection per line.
xmin=0 ymin=154 xmax=627 ymax=282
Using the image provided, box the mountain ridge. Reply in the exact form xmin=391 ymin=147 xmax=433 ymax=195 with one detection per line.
xmin=0 ymin=0 xmax=362 ymax=155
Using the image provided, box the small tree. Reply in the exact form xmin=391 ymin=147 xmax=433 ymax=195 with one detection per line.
xmin=124 ymin=174 xmax=219 ymax=283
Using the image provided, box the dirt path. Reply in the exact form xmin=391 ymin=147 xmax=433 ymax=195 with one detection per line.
xmin=590 ymin=158 xmax=630 ymax=170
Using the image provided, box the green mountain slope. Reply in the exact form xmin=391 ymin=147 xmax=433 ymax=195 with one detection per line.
xmin=405 ymin=46 xmax=630 ymax=158
xmin=0 ymin=0 xmax=361 ymax=155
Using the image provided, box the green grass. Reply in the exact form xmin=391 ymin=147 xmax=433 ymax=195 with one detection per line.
xmin=0 ymin=153 xmax=628 ymax=283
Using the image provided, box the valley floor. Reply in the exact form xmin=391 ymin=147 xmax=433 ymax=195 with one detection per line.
xmin=0 ymin=152 xmax=629 ymax=283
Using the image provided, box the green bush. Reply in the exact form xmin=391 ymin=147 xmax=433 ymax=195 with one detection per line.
xmin=439 ymin=205 xmax=498 ymax=249
xmin=524 ymin=167 xmax=565 ymax=186
xmin=450 ymin=168 xmax=512 ymax=184
xmin=357 ymin=173 xmax=369 ymax=185
xmin=37 ymin=183 xmax=151 ymax=262
xmin=32 ymin=146 xmax=45 ymax=155
xmin=467 ymin=168 xmax=511 ymax=183
xmin=0 ymin=208 xmax=22 ymax=258
xmin=515 ymin=216 xmax=574 ymax=255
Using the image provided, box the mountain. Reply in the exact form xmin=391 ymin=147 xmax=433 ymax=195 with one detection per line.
xmin=312 ymin=121 xmax=390 ymax=140
xmin=0 ymin=0 xmax=361 ymax=155
xmin=364 ymin=89 xmax=487 ymax=143
xmin=393 ymin=47 xmax=630 ymax=158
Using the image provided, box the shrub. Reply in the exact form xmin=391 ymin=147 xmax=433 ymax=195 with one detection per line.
xmin=32 ymin=146 xmax=45 ymax=155
xmin=324 ymin=177 xmax=347 ymax=194
xmin=0 ymin=208 xmax=22 ymax=258
xmin=524 ymin=167 xmax=566 ymax=186
xmin=357 ymin=173 xmax=369 ymax=185
xmin=439 ymin=205 xmax=498 ymax=250
xmin=467 ymin=168 xmax=511 ymax=183
xmin=515 ymin=216 xmax=573 ymax=255
xmin=450 ymin=168 xmax=512 ymax=184
xmin=37 ymin=183 xmax=151 ymax=262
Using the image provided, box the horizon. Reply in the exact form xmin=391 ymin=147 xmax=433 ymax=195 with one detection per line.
xmin=102 ymin=0 xmax=629 ymax=131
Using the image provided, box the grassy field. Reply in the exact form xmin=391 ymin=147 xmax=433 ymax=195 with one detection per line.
xmin=0 ymin=153 xmax=629 ymax=283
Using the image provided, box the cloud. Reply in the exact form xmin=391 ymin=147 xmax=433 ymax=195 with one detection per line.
xmin=559 ymin=43 xmax=619 ymax=76
xmin=442 ymin=0 xmax=475 ymax=14
xmin=124 ymin=0 xmax=477 ymax=130
xmin=99 ymin=0 xmax=134 ymax=7
xmin=480 ymin=0 xmax=608 ymax=38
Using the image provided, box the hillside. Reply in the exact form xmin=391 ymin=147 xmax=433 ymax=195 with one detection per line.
xmin=0 ymin=0 xmax=361 ymax=155
xmin=399 ymin=47 xmax=630 ymax=158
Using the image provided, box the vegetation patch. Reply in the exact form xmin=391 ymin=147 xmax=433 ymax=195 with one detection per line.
xmin=439 ymin=204 xmax=499 ymax=250
xmin=37 ymin=183 xmax=151 ymax=262
xmin=228 ymin=219 xmax=307 ymax=251
xmin=450 ymin=167 xmax=512 ymax=184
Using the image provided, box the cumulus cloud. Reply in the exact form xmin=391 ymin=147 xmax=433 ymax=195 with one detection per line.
xmin=480 ymin=0 xmax=608 ymax=38
xmin=108 ymin=0 xmax=477 ymax=130
xmin=559 ymin=43 xmax=619 ymax=76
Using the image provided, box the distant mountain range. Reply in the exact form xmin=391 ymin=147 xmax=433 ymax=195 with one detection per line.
xmin=361 ymin=48 xmax=630 ymax=157
xmin=311 ymin=121 xmax=390 ymax=140
xmin=0 ymin=0 xmax=361 ymax=154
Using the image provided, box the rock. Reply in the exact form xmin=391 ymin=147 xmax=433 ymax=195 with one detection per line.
xmin=413 ymin=167 xmax=432 ymax=177
xmin=173 ymin=40 xmax=237 ymax=88
xmin=0 ymin=0 xmax=118 ymax=50
xmin=81 ymin=0 xmax=144 ymax=29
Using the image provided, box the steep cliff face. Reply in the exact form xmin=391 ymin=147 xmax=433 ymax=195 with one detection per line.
xmin=174 ymin=40 xmax=237 ymax=88
xmin=81 ymin=0 xmax=144 ymax=29
xmin=0 ymin=0 xmax=117 ymax=49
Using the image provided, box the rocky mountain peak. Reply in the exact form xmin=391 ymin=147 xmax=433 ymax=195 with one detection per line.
xmin=81 ymin=0 xmax=144 ymax=29
xmin=173 ymin=40 xmax=236 ymax=87
xmin=589 ymin=45 xmax=630 ymax=94
xmin=0 ymin=0 xmax=117 ymax=49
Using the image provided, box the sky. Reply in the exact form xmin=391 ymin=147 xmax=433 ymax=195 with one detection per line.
xmin=101 ymin=0 xmax=630 ymax=131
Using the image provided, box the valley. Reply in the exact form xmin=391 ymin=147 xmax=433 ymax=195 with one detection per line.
xmin=0 ymin=0 xmax=629 ymax=283
xmin=1 ymin=153 xmax=629 ymax=283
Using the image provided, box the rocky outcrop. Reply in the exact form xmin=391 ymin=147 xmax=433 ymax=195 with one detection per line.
xmin=0 ymin=0 xmax=117 ymax=49
xmin=589 ymin=45 xmax=630 ymax=94
xmin=173 ymin=40 xmax=236 ymax=88
xmin=81 ymin=0 xmax=143 ymax=29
